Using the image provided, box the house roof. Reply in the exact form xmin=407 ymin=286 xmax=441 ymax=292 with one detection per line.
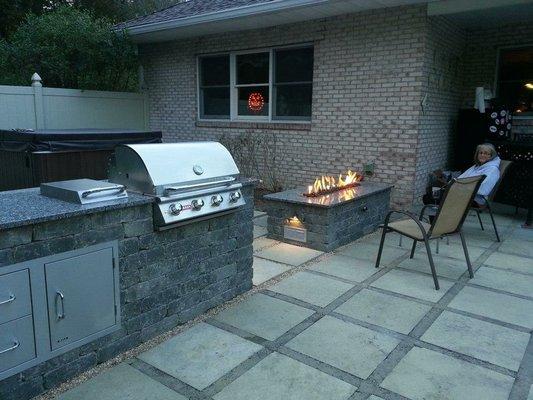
xmin=121 ymin=0 xmax=276 ymax=29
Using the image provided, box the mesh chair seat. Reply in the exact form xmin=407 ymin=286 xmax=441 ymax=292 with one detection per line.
xmin=388 ymin=219 xmax=432 ymax=240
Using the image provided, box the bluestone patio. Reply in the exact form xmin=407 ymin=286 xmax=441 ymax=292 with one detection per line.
xmin=45 ymin=209 xmax=533 ymax=400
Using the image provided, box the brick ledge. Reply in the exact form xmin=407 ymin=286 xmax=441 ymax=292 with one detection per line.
xmin=195 ymin=120 xmax=312 ymax=131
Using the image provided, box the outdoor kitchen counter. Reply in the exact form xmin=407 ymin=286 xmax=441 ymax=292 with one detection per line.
xmin=0 ymin=180 xmax=255 ymax=400
xmin=0 ymin=186 xmax=153 ymax=230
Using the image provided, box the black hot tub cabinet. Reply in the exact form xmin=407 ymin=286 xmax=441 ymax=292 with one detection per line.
xmin=0 ymin=180 xmax=254 ymax=400
xmin=0 ymin=129 xmax=162 ymax=191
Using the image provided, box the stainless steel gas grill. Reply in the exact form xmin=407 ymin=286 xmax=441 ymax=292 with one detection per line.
xmin=108 ymin=142 xmax=246 ymax=229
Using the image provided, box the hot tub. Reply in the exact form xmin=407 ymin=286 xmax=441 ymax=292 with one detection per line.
xmin=0 ymin=129 xmax=162 ymax=191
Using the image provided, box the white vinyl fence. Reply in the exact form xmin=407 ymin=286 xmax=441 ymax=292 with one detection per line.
xmin=0 ymin=73 xmax=149 ymax=130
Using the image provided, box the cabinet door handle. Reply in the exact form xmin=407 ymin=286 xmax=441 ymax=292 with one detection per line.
xmin=0 ymin=294 xmax=15 ymax=306
xmin=55 ymin=291 xmax=65 ymax=320
xmin=0 ymin=340 xmax=20 ymax=355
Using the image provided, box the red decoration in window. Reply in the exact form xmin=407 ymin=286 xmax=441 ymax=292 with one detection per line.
xmin=248 ymin=92 xmax=265 ymax=112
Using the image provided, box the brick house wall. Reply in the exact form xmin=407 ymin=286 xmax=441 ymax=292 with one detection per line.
xmin=140 ymin=5 xmax=432 ymax=207
xmin=414 ymin=16 xmax=466 ymax=199
xmin=140 ymin=5 xmax=472 ymax=207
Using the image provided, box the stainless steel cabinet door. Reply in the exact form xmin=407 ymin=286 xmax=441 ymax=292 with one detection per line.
xmin=0 ymin=315 xmax=35 ymax=373
xmin=45 ymin=247 xmax=116 ymax=351
xmin=0 ymin=269 xmax=31 ymax=325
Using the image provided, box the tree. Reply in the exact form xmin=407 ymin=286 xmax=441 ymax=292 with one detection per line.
xmin=0 ymin=6 xmax=139 ymax=91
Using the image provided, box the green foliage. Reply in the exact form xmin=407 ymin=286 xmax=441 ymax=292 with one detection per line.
xmin=0 ymin=6 xmax=139 ymax=91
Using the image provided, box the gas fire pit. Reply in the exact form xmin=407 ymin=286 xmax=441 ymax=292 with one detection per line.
xmin=263 ymin=173 xmax=392 ymax=252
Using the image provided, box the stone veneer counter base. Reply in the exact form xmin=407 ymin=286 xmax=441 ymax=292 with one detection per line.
xmin=263 ymin=182 xmax=392 ymax=252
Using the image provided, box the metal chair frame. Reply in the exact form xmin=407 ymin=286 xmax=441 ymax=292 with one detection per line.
xmin=375 ymin=176 xmax=484 ymax=290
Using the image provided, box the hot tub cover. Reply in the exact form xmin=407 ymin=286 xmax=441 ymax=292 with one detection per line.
xmin=0 ymin=129 xmax=162 ymax=152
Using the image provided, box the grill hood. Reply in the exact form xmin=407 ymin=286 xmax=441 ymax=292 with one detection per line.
xmin=108 ymin=142 xmax=240 ymax=196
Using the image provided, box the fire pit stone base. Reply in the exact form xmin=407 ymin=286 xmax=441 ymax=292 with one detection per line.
xmin=263 ymin=182 xmax=392 ymax=252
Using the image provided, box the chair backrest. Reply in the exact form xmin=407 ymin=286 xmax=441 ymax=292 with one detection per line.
xmin=487 ymin=159 xmax=512 ymax=201
xmin=430 ymin=175 xmax=484 ymax=237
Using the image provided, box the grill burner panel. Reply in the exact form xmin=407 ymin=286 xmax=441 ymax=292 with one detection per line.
xmin=108 ymin=142 xmax=245 ymax=227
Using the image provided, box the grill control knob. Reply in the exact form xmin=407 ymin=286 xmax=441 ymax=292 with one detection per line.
xmin=229 ymin=191 xmax=241 ymax=203
xmin=211 ymin=195 xmax=223 ymax=206
xmin=191 ymin=199 xmax=205 ymax=210
xmin=169 ymin=203 xmax=183 ymax=215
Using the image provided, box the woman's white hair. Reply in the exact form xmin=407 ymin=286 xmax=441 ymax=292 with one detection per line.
xmin=474 ymin=143 xmax=497 ymax=165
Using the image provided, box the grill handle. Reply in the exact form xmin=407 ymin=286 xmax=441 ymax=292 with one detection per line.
xmin=164 ymin=177 xmax=235 ymax=194
xmin=81 ymin=185 xmax=126 ymax=198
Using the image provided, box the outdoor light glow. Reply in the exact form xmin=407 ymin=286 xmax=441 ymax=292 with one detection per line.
xmin=286 ymin=215 xmax=303 ymax=227
xmin=525 ymin=83 xmax=533 ymax=90
xmin=248 ymin=92 xmax=264 ymax=111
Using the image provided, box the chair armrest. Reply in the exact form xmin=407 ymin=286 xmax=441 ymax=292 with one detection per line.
xmin=382 ymin=210 xmax=429 ymax=236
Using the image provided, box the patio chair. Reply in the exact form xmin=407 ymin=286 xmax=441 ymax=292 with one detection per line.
xmin=375 ymin=175 xmax=485 ymax=290
xmin=470 ymin=160 xmax=512 ymax=242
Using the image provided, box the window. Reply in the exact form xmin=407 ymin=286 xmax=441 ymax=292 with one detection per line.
xmin=198 ymin=45 xmax=314 ymax=121
xmin=497 ymin=46 xmax=533 ymax=115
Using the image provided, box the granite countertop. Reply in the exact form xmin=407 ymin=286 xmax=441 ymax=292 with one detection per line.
xmin=0 ymin=187 xmax=153 ymax=230
xmin=263 ymin=181 xmax=393 ymax=208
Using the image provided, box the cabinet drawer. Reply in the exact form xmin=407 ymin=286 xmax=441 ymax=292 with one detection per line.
xmin=0 ymin=315 xmax=36 ymax=373
xmin=0 ymin=269 xmax=32 ymax=325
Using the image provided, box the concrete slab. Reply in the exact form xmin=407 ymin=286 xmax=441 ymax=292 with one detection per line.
xmin=371 ymin=269 xmax=454 ymax=303
xmin=138 ymin=323 xmax=262 ymax=390
xmin=253 ymin=237 xmax=280 ymax=253
xmin=213 ymin=352 xmax=356 ymax=400
xmin=56 ymin=363 xmax=186 ymax=400
xmin=360 ymin=231 xmax=403 ymax=247
xmin=416 ymin=242 xmax=486 ymax=262
xmin=421 ymin=311 xmax=530 ymax=371
xmin=381 ymin=347 xmax=514 ymax=400
xmin=255 ymin=242 xmax=323 ymax=266
xmin=335 ymin=289 xmax=431 ymax=334
xmin=398 ymin=252 xmax=469 ymax=279
xmin=308 ymin=254 xmax=378 ymax=282
xmin=254 ymin=210 xmax=267 ymax=218
xmin=528 ymin=384 xmax=533 ymax=400
xmin=336 ymin=242 xmax=405 ymax=266
xmin=499 ymin=238 xmax=533 ymax=257
xmin=510 ymin=227 xmax=533 ymax=242
xmin=287 ymin=315 xmax=399 ymax=379
xmin=253 ymin=257 xmax=291 ymax=286
xmin=484 ymin=251 xmax=533 ymax=275
xmin=368 ymin=397 xmax=384 ymax=400
xmin=445 ymin=232 xmax=495 ymax=249
xmin=254 ymin=225 xmax=268 ymax=238
xmin=214 ymin=293 xmax=314 ymax=341
xmin=449 ymin=286 xmax=533 ymax=329
xmin=270 ymin=271 xmax=353 ymax=307
xmin=471 ymin=267 xmax=533 ymax=298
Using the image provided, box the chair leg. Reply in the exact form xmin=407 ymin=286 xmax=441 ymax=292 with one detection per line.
xmin=446 ymin=236 xmax=449 ymax=245
xmin=399 ymin=235 xmax=403 ymax=247
xmin=476 ymin=210 xmax=484 ymax=230
xmin=459 ymin=230 xmax=474 ymax=279
xmin=423 ymin=237 xmax=440 ymax=290
xmin=410 ymin=240 xmax=417 ymax=259
xmin=436 ymin=238 xmax=439 ymax=254
xmin=375 ymin=227 xmax=388 ymax=268
xmin=485 ymin=202 xmax=500 ymax=242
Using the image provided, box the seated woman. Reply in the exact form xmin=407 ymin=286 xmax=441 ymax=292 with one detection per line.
xmin=458 ymin=143 xmax=501 ymax=206
xmin=423 ymin=143 xmax=501 ymax=207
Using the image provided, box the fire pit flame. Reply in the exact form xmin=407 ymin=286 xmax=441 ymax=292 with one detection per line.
xmin=304 ymin=170 xmax=362 ymax=197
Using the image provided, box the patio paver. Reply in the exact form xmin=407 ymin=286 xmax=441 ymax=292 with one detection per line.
xmin=336 ymin=242 xmax=404 ymax=266
xmin=252 ymin=257 xmax=291 ymax=286
xmin=484 ymin=251 xmax=533 ymax=275
xmin=213 ymin=352 xmax=356 ymax=400
xmin=529 ymin=384 xmax=533 ymax=400
xmin=335 ymin=288 xmax=431 ymax=334
xmin=269 ymin=271 xmax=353 ymax=307
xmin=371 ymin=269 xmax=454 ymax=303
xmin=287 ymin=315 xmax=400 ymax=379
xmin=471 ymin=266 xmax=533 ymax=298
xmin=253 ymin=225 xmax=267 ymax=238
xmin=498 ymin=238 xmax=533 ymax=257
xmin=255 ymin=242 xmax=323 ymax=266
xmin=308 ymin=254 xmax=378 ymax=282
xmin=381 ymin=347 xmax=514 ymax=400
xmin=138 ymin=323 xmax=262 ymax=390
xmin=421 ymin=311 xmax=530 ymax=371
xmin=253 ymin=237 xmax=279 ymax=253
xmin=214 ymin=293 xmax=314 ymax=341
xmin=56 ymin=363 xmax=187 ymax=400
xmin=416 ymin=241 xmax=486 ymax=262
xmin=448 ymin=286 xmax=533 ymax=329
xmin=398 ymin=252 xmax=469 ymax=279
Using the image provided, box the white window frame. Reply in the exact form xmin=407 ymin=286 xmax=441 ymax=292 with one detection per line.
xmin=197 ymin=43 xmax=313 ymax=123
